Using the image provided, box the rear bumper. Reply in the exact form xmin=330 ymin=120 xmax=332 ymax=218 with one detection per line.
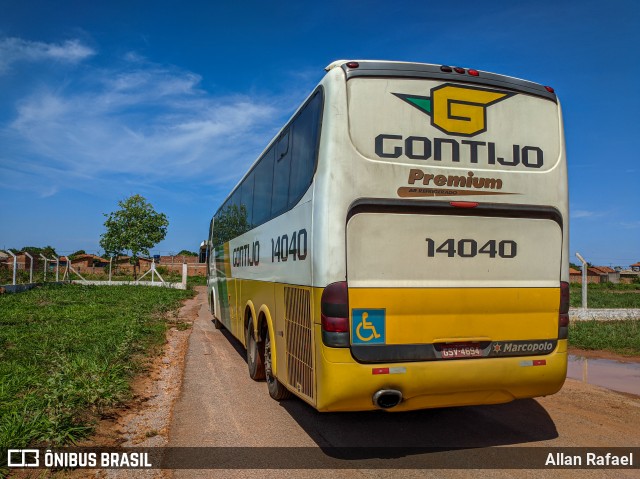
xmin=315 ymin=329 xmax=567 ymax=412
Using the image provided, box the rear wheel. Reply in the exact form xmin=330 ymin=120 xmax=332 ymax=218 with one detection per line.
xmin=246 ymin=318 xmax=265 ymax=380
xmin=265 ymin=327 xmax=291 ymax=400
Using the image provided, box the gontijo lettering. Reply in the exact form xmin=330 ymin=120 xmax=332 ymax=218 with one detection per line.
xmin=375 ymin=134 xmax=544 ymax=168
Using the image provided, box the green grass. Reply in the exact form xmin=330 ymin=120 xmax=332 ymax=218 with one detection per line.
xmin=186 ymin=275 xmax=207 ymax=286
xmin=0 ymin=284 xmax=194 ymax=448
xmin=570 ymin=282 xmax=640 ymax=308
xmin=569 ymin=320 xmax=640 ymax=356
xmin=0 ymin=268 xmax=48 ymax=285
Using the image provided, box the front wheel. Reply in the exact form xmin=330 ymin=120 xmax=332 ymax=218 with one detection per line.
xmin=246 ymin=319 xmax=265 ymax=380
xmin=265 ymin=328 xmax=291 ymax=400
xmin=211 ymin=292 xmax=224 ymax=329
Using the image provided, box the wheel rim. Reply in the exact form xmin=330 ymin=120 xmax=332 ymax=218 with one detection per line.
xmin=248 ymin=327 xmax=256 ymax=363
xmin=265 ymin=333 xmax=274 ymax=384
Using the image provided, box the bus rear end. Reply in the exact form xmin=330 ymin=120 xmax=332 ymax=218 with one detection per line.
xmin=315 ymin=61 xmax=568 ymax=412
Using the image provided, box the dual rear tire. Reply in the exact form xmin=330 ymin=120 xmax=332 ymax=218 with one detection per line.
xmin=246 ymin=319 xmax=265 ymax=380
xmin=264 ymin=328 xmax=291 ymax=400
xmin=246 ymin=317 xmax=291 ymax=400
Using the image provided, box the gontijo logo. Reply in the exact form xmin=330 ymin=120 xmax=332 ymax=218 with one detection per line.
xmin=394 ymin=84 xmax=513 ymax=137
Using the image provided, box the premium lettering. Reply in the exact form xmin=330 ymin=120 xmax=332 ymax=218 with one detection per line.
xmin=408 ymin=169 xmax=503 ymax=190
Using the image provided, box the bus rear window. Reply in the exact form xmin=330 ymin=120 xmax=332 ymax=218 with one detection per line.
xmin=347 ymin=77 xmax=560 ymax=172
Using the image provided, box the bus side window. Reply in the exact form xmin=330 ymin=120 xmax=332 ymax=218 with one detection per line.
xmin=271 ymin=129 xmax=291 ymax=216
xmin=213 ymin=200 xmax=229 ymax=248
xmin=276 ymin=130 xmax=289 ymax=160
xmin=208 ymin=219 xmax=214 ymax=254
xmin=253 ymin=146 xmax=275 ymax=227
xmin=289 ymin=92 xmax=322 ymax=209
xmin=240 ymin=171 xmax=255 ymax=228
xmin=223 ymin=190 xmax=247 ymax=240
xmin=229 ymin=191 xmax=240 ymax=224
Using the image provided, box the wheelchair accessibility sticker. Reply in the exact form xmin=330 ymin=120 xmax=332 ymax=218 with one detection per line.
xmin=352 ymin=309 xmax=386 ymax=345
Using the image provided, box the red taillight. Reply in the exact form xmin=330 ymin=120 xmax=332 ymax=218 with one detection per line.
xmin=559 ymin=281 xmax=570 ymax=337
xmin=545 ymin=86 xmax=555 ymax=93
xmin=346 ymin=61 xmax=360 ymax=69
xmin=321 ymin=315 xmax=348 ymax=332
xmin=453 ymin=67 xmax=465 ymax=74
xmin=468 ymin=69 xmax=479 ymax=76
xmin=440 ymin=65 xmax=453 ymax=72
xmin=559 ymin=314 xmax=569 ymax=328
xmin=321 ymin=281 xmax=349 ymax=333
xmin=560 ymin=281 xmax=570 ymax=314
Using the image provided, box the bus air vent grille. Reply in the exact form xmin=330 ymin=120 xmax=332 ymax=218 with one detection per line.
xmin=284 ymin=286 xmax=314 ymax=400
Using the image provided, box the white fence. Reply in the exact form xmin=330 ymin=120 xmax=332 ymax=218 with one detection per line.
xmin=1 ymin=251 xmax=190 ymax=291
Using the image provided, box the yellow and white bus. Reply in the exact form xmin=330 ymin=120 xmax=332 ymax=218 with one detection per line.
xmin=207 ymin=60 xmax=569 ymax=412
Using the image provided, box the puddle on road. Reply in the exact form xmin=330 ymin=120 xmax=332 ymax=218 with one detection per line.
xmin=567 ymin=355 xmax=640 ymax=395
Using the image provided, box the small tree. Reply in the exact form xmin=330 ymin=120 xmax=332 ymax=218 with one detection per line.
xmin=100 ymin=195 xmax=169 ymax=279
xmin=69 ymin=249 xmax=87 ymax=260
xmin=21 ymin=245 xmax=58 ymax=258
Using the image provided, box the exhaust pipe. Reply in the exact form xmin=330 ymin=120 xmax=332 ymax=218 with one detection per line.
xmin=372 ymin=389 xmax=403 ymax=409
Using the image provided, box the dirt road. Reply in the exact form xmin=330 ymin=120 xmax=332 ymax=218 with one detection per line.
xmin=167 ymin=288 xmax=640 ymax=478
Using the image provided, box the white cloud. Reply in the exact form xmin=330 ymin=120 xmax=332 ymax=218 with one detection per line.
xmin=571 ymin=209 xmax=609 ymax=219
xmin=572 ymin=210 xmax=596 ymax=218
xmin=1 ymin=60 xmax=295 ymax=198
xmin=123 ymin=51 xmax=145 ymax=63
xmin=0 ymin=37 xmax=95 ymax=73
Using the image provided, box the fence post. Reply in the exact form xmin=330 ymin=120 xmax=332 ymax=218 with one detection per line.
xmin=52 ymin=256 xmax=59 ymax=282
xmin=39 ymin=254 xmax=48 ymax=282
xmin=576 ymin=252 xmax=588 ymax=309
xmin=24 ymin=252 xmax=33 ymax=284
xmin=7 ymin=250 xmax=17 ymax=285
xmin=182 ymin=262 xmax=187 ymax=287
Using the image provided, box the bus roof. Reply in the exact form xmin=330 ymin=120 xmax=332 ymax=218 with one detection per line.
xmin=325 ymin=60 xmax=556 ymax=101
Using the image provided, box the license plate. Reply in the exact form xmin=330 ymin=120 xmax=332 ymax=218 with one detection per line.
xmin=440 ymin=343 xmax=483 ymax=359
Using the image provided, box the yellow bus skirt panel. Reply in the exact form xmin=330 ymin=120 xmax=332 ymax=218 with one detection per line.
xmin=347 ymin=287 xmax=561 ymax=343
xmin=315 ymin=325 xmax=567 ymax=412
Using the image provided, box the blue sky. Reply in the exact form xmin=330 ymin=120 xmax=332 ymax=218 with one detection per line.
xmin=0 ymin=0 xmax=638 ymax=266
